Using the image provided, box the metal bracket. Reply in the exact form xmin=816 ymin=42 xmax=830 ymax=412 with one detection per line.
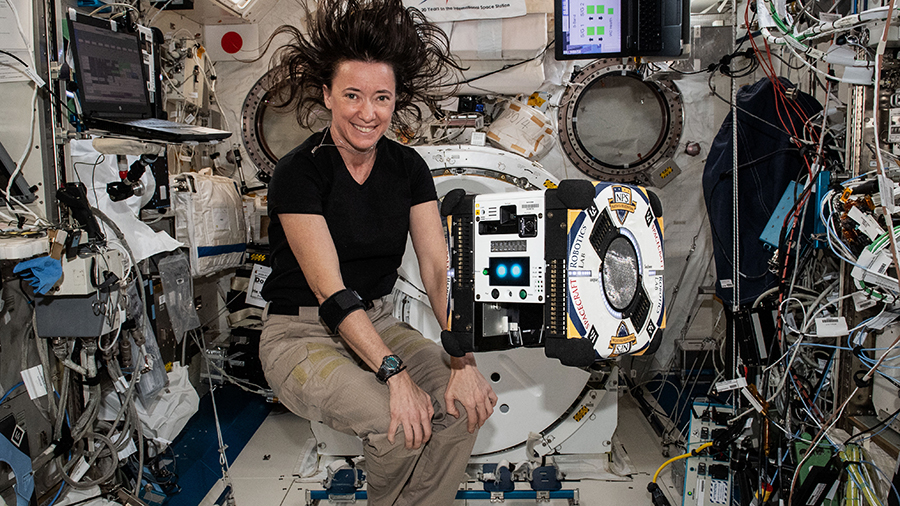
xmin=327 ymin=493 xmax=357 ymax=503
xmin=305 ymin=490 xmax=360 ymax=505
xmin=570 ymin=488 xmax=580 ymax=505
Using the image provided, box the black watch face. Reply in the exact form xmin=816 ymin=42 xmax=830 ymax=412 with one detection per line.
xmin=383 ymin=355 xmax=401 ymax=371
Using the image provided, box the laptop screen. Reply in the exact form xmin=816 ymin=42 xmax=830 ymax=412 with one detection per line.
xmin=68 ymin=15 xmax=152 ymax=119
xmin=554 ymin=0 xmax=685 ymax=59
xmin=556 ymin=0 xmax=624 ymax=58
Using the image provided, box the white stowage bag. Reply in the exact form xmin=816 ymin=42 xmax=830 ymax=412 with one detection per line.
xmin=171 ymin=169 xmax=247 ymax=277
xmin=55 ymin=485 xmax=123 ymax=505
xmin=100 ymin=363 xmax=200 ymax=446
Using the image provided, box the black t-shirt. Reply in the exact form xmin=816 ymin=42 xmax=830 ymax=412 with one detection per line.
xmin=261 ymin=131 xmax=438 ymax=306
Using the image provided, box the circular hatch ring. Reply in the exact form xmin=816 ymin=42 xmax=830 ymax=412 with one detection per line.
xmin=240 ymin=69 xmax=328 ymax=177
xmin=558 ymin=59 xmax=684 ymax=186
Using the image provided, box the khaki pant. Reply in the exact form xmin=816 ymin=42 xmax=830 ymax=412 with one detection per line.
xmin=260 ymin=297 xmax=476 ymax=506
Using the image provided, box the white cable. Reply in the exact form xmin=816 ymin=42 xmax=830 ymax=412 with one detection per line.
xmin=148 ymin=0 xmax=176 ymax=26
xmin=167 ymin=28 xmax=197 ymax=40
xmin=4 ymin=0 xmax=34 ymax=65
xmin=777 ymin=32 xmax=861 ymax=84
xmin=194 ymin=331 xmax=237 ymax=502
xmin=787 ymin=179 xmax=814 ymax=301
xmin=3 ymin=86 xmax=46 ymax=226
xmin=0 ymin=0 xmax=42 ymax=87
xmin=0 ymin=210 xmax=18 ymax=224
xmin=766 ymin=338 xmax=806 ymax=403
xmin=791 ymin=298 xmax=900 ymax=498
xmin=790 ymin=386 xmax=858 ymax=500
xmin=762 ymin=2 xmax=899 ymax=42
xmin=778 ymin=297 xmax=808 ymax=335
xmin=818 ymin=191 xmax=879 ymax=275
xmin=87 ymin=2 xmax=138 ymax=16
xmin=163 ymin=72 xmax=188 ymax=99
xmin=99 ymin=304 xmax=124 ymax=353
xmin=7 ymin=88 xmax=37 ymax=194
xmin=0 ymin=0 xmax=47 ymax=227
xmin=193 ymin=54 xmax=232 ymax=133
xmin=801 ymin=291 xmax=855 ymax=335
xmin=765 ymin=281 xmax=844 ymax=402
xmin=699 ymin=0 xmax=729 ymax=15
xmin=799 ymin=5 xmax=900 ymax=39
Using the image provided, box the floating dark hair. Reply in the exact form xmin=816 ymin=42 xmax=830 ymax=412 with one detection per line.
xmin=263 ymin=0 xmax=462 ymax=136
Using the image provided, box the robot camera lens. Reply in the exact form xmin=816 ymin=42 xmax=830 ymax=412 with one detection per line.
xmin=518 ymin=215 xmax=538 ymax=238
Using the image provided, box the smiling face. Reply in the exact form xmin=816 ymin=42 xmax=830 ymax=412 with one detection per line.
xmin=323 ymin=60 xmax=396 ymax=155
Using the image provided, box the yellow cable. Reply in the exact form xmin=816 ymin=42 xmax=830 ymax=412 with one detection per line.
xmin=652 ymin=442 xmax=714 ymax=483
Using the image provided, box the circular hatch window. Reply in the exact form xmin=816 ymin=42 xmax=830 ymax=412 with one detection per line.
xmin=241 ymin=69 xmax=328 ymax=177
xmin=558 ymin=59 xmax=684 ymax=187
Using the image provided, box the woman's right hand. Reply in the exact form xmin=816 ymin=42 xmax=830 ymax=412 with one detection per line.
xmin=386 ymin=371 xmax=434 ymax=449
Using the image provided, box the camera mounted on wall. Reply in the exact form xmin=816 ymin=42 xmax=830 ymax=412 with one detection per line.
xmin=107 ymin=154 xmax=156 ymax=202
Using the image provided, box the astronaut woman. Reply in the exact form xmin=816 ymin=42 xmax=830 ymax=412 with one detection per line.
xmin=258 ymin=0 xmax=498 ymax=504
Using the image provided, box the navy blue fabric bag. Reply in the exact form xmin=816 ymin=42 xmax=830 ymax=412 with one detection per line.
xmin=702 ymin=77 xmax=822 ymax=308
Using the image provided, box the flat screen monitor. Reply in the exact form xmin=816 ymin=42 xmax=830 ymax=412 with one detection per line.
xmin=67 ymin=12 xmax=153 ymax=120
xmin=554 ymin=0 xmax=688 ymax=59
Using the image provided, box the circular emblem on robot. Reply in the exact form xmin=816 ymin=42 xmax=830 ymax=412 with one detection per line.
xmin=566 ymin=182 xmax=664 ymax=359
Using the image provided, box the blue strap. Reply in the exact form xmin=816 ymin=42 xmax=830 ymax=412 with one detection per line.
xmin=0 ymin=433 xmax=34 ymax=506
xmin=197 ymin=244 xmax=247 ymax=258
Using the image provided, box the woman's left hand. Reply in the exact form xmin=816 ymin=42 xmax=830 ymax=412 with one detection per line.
xmin=444 ymin=354 xmax=498 ymax=433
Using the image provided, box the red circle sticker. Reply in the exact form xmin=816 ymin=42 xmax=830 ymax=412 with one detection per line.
xmin=221 ymin=31 xmax=243 ymax=54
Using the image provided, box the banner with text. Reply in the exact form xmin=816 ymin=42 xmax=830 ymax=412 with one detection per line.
xmin=404 ymin=0 xmax=526 ymax=22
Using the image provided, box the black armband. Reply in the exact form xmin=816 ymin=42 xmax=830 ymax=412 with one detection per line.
xmin=319 ymin=289 xmax=366 ymax=333
xmin=440 ymin=330 xmax=474 ymax=357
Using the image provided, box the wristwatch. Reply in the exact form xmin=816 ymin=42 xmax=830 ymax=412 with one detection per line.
xmin=375 ymin=354 xmax=406 ymax=384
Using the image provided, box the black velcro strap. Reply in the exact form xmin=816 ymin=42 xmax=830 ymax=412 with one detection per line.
xmin=97 ymin=271 xmax=120 ymax=293
xmin=853 ymin=369 xmax=872 ymax=388
xmin=82 ymin=374 xmax=102 ymax=386
xmin=319 ymin=289 xmax=366 ymax=333
xmin=440 ymin=330 xmax=474 ymax=357
xmin=544 ymin=337 xmax=597 ymax=367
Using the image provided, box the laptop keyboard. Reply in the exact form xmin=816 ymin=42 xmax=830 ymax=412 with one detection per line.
xmin=637 ymin=0 xmax=662 ymax=52
xmin=130 ymin=118 xmax=216 ymax=131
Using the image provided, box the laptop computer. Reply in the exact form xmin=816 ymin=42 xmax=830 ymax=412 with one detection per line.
xmin=67 ymin=11 xmax=232 ymax=143
xmin=554 ymin=0 xmax=686 ymax=59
